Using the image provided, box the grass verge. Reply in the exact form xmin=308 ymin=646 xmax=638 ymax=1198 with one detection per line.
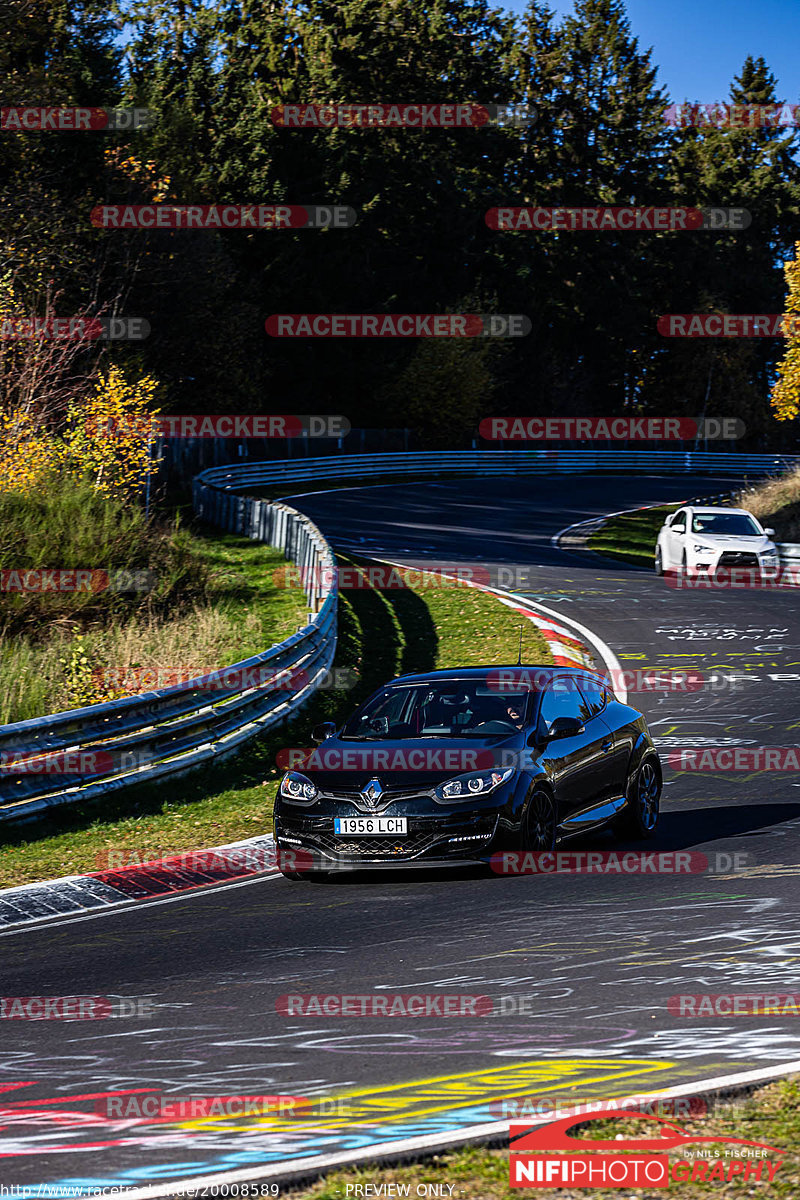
xmin=586 ymin=504 xmax=682 ymax=567
xmin=0 ymin=521 xmax=307 ymax=723
xmin=737 ymin=468 xmax=800 ymax=541
xmin=284 ymin=1076 xmax=799 ymax=1199
xmin=0 ymin=557 xmax=550 ymax=888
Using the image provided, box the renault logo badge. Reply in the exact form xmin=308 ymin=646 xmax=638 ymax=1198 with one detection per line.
xmin=361 ymin=778 xmax=383 ymax=809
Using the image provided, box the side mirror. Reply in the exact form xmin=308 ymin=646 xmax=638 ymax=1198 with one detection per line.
xmin=311 ymin=721 xmax=336 ymax=744
xmin=545 ymin=715 xmax=585 ymax=740
xmin=764 ymin=528 xmax=775 ymax=537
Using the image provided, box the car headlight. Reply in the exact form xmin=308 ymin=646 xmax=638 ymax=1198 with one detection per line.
xmin=434 ymin=767 xmax=514 ymax=802
xmin=279 ymin=772 xmax=319 ymax=803
xmin=761 ymin=547 xmax=779 ymax=558
xmin=692 ymin=543 xmax=711 ymax=555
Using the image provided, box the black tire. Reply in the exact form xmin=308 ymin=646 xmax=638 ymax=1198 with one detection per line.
xmin=615 ymin=757 xmax=661 ymax=839
xmin=522 ymin=787 xmax=558 ymax=851
xmin=654 ymin=546 xmax=663 ymax=576
xmin=279 ymin=869 xmax=305 ymax=881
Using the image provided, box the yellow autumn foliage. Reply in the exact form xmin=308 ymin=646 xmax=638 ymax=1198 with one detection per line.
xmin=0 ymin=407 xmax=63 ymax=493
xmin=0 ymin=364 xmax=163 ymax=501
xmin=61 ymin=365 xmax=163 ymax=500
xmin=770 ymin=244 xmax=800 ymax=422
xmin=103 ymin=147 xmax=171 ymax=202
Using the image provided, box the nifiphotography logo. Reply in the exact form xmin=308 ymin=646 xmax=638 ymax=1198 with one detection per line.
xmin=509 ymin=1107 xmax=784 ymax=1187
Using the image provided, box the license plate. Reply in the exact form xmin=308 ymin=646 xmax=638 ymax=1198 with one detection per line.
xmin=334 ymin=817 xmax=408 ymax=835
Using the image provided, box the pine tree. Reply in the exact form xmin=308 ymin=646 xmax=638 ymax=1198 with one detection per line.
xmin=655 ymin=55 xmax=800 ymax=443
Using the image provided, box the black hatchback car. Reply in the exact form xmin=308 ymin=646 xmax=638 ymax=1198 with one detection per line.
xmin=273 ymin=665 xmax=661 ymax=877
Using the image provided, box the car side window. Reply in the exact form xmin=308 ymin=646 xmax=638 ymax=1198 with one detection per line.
xmin=670 ymin=509 xmax=686 ymax=532
xmin=576 ymin=675 xmax=607 ymax=721
xmin=539 ymin=678 xmax=584 ymax=730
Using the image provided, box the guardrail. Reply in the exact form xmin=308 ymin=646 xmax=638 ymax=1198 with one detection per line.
xmin=3 ymin=447 xmax=798 ymax=823
xmin=195 ymin=449 xmax=800 ymax=493
xmin=0 ymin=497 xmax=337 ymax=823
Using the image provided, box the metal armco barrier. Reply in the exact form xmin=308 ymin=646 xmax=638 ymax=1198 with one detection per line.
xmin=3 ymin=448 xmax=797 ymax=822
xmin=0 ymin=493 xmax=337 ymax=822
xmin=195 ymin=449 xmax=800 ymax=492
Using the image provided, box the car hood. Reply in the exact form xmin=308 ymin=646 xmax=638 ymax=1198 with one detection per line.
xmin=296 ymin=735 xmax=521 ymax=789
xmin=691 ymin=534 xmax=773 ymax=552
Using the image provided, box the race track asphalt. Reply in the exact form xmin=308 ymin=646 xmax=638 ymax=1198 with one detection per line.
xmin=4 ymin=473 xmax=800 ymax=1190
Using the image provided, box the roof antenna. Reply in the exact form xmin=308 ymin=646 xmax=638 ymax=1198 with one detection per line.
xmin=517 ymin=623 xmax=524 ymax=666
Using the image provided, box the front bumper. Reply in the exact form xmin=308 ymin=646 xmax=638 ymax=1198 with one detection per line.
xmin=688 ymin=552 xmax=780 ymax=578
xmin=275 ymin=807 xmax=501 ymax=868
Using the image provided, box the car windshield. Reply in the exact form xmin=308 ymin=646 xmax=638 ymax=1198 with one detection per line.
xmin=691 ymin=513 xmax=762 ymax=536
xmin=340 ymin=682 xmax=531 ymax=740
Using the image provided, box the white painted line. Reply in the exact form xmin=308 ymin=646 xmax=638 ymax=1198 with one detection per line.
xmin=103 ymin=1058 xmax=800 ymax=1199
xmin=550 ymin=499 xmax=671 ymax=551
xmin=372 ymin=556 xmax=627 ymax=704
xmin=550 ymin=489 xmax=740 ymax=552
xmin=504 ymin=590 xmax=628 ymax=706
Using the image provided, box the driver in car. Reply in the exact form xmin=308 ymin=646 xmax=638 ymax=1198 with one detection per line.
xmin=472 ymin=698 xmax=525 ymax=730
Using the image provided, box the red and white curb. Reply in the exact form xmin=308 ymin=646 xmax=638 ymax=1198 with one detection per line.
xmin=0 ymin=835 xmax=281 ymax=933
xmin=375 ymin=557 xmax=625 ymax=699
xmin=0 ymin=564 xmax=622 ymax=932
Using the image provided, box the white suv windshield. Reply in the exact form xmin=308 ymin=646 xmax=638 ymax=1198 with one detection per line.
xmin=691 ymin=513 xmax=761 ymax=536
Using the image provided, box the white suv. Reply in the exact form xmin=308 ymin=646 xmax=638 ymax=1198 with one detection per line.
xmin=655 ymin=506 xmax=779 ymax=578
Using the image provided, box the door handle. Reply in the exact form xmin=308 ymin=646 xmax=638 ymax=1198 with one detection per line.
xmin=601 ymin=740 xmax=613 ymax=752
